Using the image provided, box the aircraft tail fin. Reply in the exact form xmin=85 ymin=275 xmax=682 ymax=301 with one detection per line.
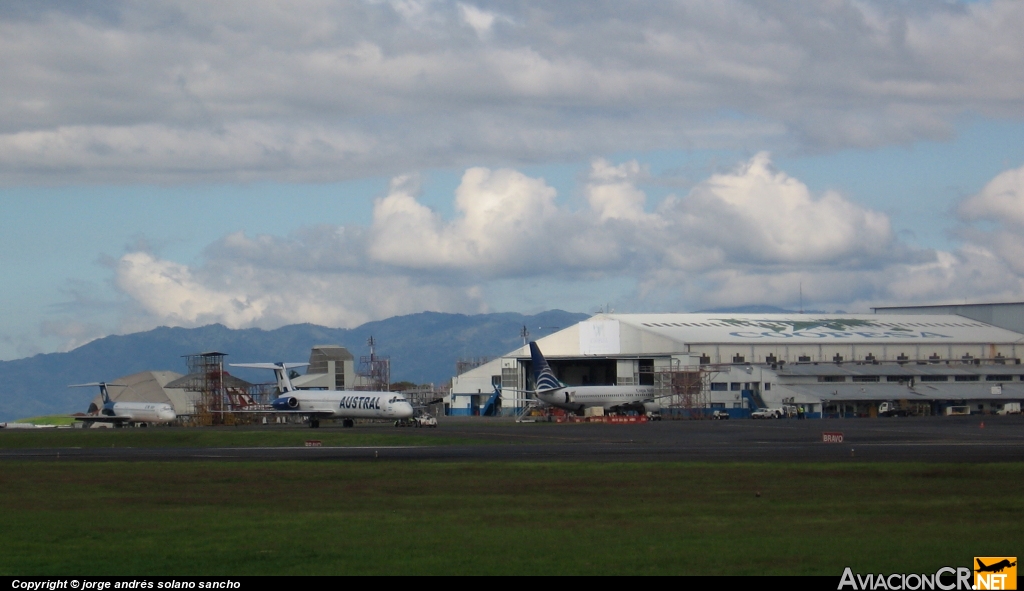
xmin=68 ymin=382 xmax=126 ymax=405
xmin=230 ymin=362 xmax=308 ymax=393
xmin=529 ymin=342 xmax=561 ymax=392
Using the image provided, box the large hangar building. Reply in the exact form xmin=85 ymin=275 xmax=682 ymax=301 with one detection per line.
xmin=449 ymin=311 xmax=1024 ymax=418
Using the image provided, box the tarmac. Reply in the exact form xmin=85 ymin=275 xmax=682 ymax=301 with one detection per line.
xmin=2 ymin=414 xmax=1023 ymax=463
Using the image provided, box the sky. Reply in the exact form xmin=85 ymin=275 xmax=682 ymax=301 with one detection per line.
xmin=2 ymin=0 xmax=1024 ymax=360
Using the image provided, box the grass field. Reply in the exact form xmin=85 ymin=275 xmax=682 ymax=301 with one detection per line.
xmin=1 ymin=461 xmax=1020 ymax=575
xmin=14 ymin=415 xmax=77 ymax=426
xmin=0 ymin=427 xmax=486 ymax=449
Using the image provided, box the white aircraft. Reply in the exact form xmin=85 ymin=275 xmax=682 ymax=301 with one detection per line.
xmin=525 ymin=341 xmax=660 ymax=415
xmin=70 ymin=382 xmax=177 ymax=427
xmin=230 ymin=362 xmax=414 ymax=428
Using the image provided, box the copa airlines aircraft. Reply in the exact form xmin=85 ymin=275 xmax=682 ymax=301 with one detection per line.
xmin=231 ymin=362 xmax=414 ymax=428
xmin=529 ymin=342 xmax=660 ymax=415
xmin=70 ymin=382 xmax=177 ymax=427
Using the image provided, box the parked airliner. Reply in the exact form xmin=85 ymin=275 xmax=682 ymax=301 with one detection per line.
xmin=527 ymin=342 xmax=660 ymax=415
xmin=70 ymin=382 xmax=176 ymax=427
xmin=231 ymin=362 xmax=414 ymax=428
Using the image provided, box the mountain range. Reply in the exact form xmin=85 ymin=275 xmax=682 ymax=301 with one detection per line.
xmin=0 ymin=310 xmax=588 ymax=421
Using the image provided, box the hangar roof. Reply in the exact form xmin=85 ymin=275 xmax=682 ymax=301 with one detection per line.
xmin=90 ymin=370 xmax=195 ymax=415
xmin=603 ymin=313 xmax=1024 ymax=345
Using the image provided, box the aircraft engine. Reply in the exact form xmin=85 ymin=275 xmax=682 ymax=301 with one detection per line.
xmin=272 ymin=396 xmax=300 ymax=410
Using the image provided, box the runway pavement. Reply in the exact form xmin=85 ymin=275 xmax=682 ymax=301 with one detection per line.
xmin=2 ymin=415 xmax=1023 ymax=463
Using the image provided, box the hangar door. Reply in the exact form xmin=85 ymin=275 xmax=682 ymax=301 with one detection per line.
xmin=521 ymin=357 xmax=619 ymax=388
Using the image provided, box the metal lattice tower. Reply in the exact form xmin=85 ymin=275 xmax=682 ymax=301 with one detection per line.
xmin=182 ymin=351 xmax=229 ymax=426
xmin=357 ymin=336 xmax=390 ymax=391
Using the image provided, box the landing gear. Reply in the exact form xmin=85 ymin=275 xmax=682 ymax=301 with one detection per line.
xmin=310 ymin=419 xmax=320 ymax=428
xmin=342 ymin=419 xmax=354 ymax=428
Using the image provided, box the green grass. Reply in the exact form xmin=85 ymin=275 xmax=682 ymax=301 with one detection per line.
xmin=1 ymin=461 xmax=1020 ymax=575
xmin=14 ymin=415 xmax=77 ymax=426
xmin=0 ymin=428 xmax=485 ymax=449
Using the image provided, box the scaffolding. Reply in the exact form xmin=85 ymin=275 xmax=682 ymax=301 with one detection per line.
xmin=654 ymin=361 xmax=716 ymax=419
xmin=456 ymin=357 xmax=492 ymax=376
xmin=182 ymin=351 xmax=231 ymax=426
xmin=396 ymin=384 xmax=447 ymax=414
xmin=357 ymin=336 xmax=390 ymax=391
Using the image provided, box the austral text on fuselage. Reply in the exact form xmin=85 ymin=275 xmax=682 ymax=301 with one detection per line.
xmin=339 ymin=395 xmax=381 ymax=410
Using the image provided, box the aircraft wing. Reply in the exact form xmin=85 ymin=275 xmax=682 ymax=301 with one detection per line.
xmin=218 ymin=409 xmax=336 ymax=417
xmin=74 ymin=415 xmax=133 ymax=424
xmin=230 ymin=362 xmax=309 ymax=370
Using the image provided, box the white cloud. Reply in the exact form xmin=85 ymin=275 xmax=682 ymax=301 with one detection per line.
xmin=585 ymin=159 xmax=657 ymax=223
xmin=457 ymin=3 xmax=507 ymax=38
xmin=1 ymin=1 xmax=1023 ymax=183
xmin=38 ymin=320 xmax=106 ymax=353
xmin=957 ymin=162 xmax=1024 ymax=275
xmin=665 ymin=152 xmax=895 ymax=266
xmin=369 ymin=166 xmax=613 ymax=274
xmin=103 ymin=153 xmax=937 ymax=330
xmin=93 ymin=155 xmax=1024 ymax=333
xmin=113 ymin=250 xmax=487 ymax=331
xmin=959 ymin=163 xmax=1024 ymax=227
xmin=115 ymin=252 xmax=271 ymax=328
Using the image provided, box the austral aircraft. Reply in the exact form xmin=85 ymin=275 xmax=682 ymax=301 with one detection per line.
xmin=524 ymin=341 xmax=660 ymax=416
xmin=230 ymin=362 xmax=414 ymax=428
xmin=69 ymin=382 xmax=177 ymax=427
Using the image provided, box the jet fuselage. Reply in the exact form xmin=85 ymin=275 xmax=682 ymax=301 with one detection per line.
xmin=536 ymin=385 xmax=657 ymax=412
xmin=272 ymin=391 xmax=414 ymax=420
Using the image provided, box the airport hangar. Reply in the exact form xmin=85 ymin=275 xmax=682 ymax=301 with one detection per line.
xmin=449 ymin=309 xmax=1024 ymax=418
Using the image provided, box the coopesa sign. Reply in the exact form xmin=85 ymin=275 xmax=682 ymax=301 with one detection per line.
xmin=716 ymin=318 xmax=952 ymax=340
xmin=728 ymin=330 xmax=952 ymax=339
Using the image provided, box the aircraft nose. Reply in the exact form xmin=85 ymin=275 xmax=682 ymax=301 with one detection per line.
xmin=398 ymin=403 xmax=414 ymax=418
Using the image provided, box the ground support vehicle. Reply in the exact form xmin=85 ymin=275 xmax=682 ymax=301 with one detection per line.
xmin=395 ymin=413 xmax=438 ymax=428
xmin=878 ymin=401 xmax=910 ymax=417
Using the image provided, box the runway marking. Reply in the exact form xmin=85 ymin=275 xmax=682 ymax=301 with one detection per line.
xmin=217 ymin=446 xmax=424 ymax=450
xmin=433 ymin=430 xmax=597 ymax=443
